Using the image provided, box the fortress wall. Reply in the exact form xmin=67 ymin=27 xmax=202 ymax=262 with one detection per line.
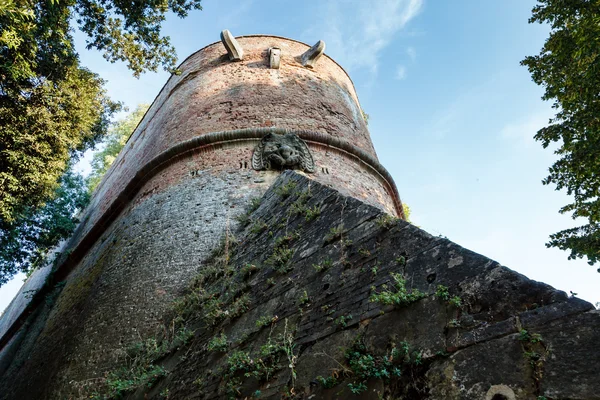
xmin=3 ymin=172 xmax=597 ymax=399
xmin=0 ymin=35 xmax=404 ymax=398
xmin=0 ymin=139 xmax=394 ymax=398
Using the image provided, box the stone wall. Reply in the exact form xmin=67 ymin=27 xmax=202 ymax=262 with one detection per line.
xmin=3 ymin=172 xmax=597 ymax=399
xmin=0 ymin=35 xmax=403 ymax=366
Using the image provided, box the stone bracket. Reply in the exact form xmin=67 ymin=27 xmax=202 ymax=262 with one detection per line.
xmin=269 ymin=47 xmax=281 ymax=69
xmin=220 ymin=29 xmax=244 ymax=61
xmin=301 ymin=40 xmax=325 ymax=68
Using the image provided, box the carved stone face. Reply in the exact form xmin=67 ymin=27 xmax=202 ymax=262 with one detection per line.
xmin=252 ymin=133 xmax=315 ymax=173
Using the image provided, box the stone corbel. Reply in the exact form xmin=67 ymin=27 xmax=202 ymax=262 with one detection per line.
xmin=301 ymin=40 xmax=325 ymax=68
xmin=220 ymin=29 xmax=244 ymax=61
xmin=269 ymin=47 xmax=281 ymax=69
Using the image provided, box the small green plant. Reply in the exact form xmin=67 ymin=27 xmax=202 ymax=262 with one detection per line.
xmin=267 ymin=247 xmax=294 ymax=273
xmin=447 ymin=319 xmax=461 ymax=328
xmin=304 ymin=205 xmax=321 ymax=221
xmin=324 ymin=225 xmax=343 ymax=243
xmin=313 ymin=258 xmax=333 ymax=272
xmin=240 ymin=263 xmax=259 ymax=278
xmin=256 ymin=315 xmax=276 ymax=329
xmin=435 ymin=285 xmax=450 ymax=301
xmin=376 ymin=214 xmax=397 ymax=229
xmin=395 ymin=256 xmax=406 ymax=266
xmin=298 ymin=290 xmax=310 ymax=306
xmin=316 ymin=375 xmax=339 ymax=388
xmin=228 ymin=293 xmax=251 ymax=318
xmin=266 ymin=277 xmax=276 ymax=287
xmin=207 ymin=333 xmax=228 ymax=352
xmin=335 ymin=314 xmax=353 ymax=328
xmin=276 ymin=180 xmax=297 ymax=199
xmin=436 ymin=285 xmax=462 ymax=308
xmin=250 ymin=220 xmax=268 ymax=235
xmin=249 ymin=197 xmax=262 ymax=213
xmin=348 ymin=381 xmax=368 ymax=394
xmin=358 ymin=248 xmax=371 ymax=257
xmin=370 ymin=273 xmax=425 ymax=307
xmin=223 ymin=320 xmax=297 ymax=396
xmin=519 ymin=329 xmax=543 ymax=344
xmin=341 ymin=338 xmax=410 ymax=396
xmin=371 ymin=265 xmax=378 ymax=276
xmin=449 ymin=295 xmax=462 ymax=308
xmin=235 ymin=212 xmax=251 ymax=226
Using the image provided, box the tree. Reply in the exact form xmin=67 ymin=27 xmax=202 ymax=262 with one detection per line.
xmin=0 ymin=166 xmax=90 ymax=286
xmin=522 ymin=0 xmax=600 ymax=269
xmin=0 ymin=0 xmax=202 ymax=224
xmin=87 ymin=104 xmax=149 ymax=192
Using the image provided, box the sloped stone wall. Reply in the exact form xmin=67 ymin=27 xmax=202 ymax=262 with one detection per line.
xmin=2 ymin=172 xmax=598 ymax=399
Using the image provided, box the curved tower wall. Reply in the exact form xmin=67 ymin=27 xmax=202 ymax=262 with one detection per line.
xmin=83 ymin=35 xmax=402 ymax=247
xmin=0 ymin=35 xmax=403 ymax=398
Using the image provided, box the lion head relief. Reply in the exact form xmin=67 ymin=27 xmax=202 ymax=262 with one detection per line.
xmin=252 ymin=133 xmax=315 ymax=173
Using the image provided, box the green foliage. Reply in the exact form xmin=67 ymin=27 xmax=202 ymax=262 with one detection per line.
xmin=0 ymin=166 xmax=90 ymax=285
xmin=0 ymin=64 xmax=118 ymax=224
xmin=334 ymin=314 xmax=352 ymax=328
xmin=240 ymin=263 xmax=259 ymax=279
xmin=376 ymin=214 xmax=397 ymax=229
xmin=324 ymin=225 xmax=343 ymax=243
xmin=266 ymin=232 xmax=299 ymax=273
xmin=102 ymin=327 xmax=193 ymax=398
xmin=348 ymin=381 xmax=367 ymax=394
xmin=435 ymin=285 xmax=450 ymax=301
xmin=402 ymin=203 xmax=412 ymax=222
xmin=87 ymin=104 xmax=149 ymax=192
xmin=207 ymin=333 xmax=228 ymax=352
xmin=313 ymin=259 xmax=333 ymax=272
xmin=1 ymin=0 xmax=202 ymax=223
xmin=256 ymin=315 xmax=275 ymax=329
xmin=298 ymin=290 xmax=310 ymax=306
xmin=337 ymin=338 xmax=417 ymax=394
xmin=519 ymin=329 xmax=543 ymax=344
xmin=316 ymin=375 xmax=339 ymax=389
xmin=275 ymin=180 xmax=297 ymax=199
xmin=224 ymin=322 xmax=297 ymax=397
xmin=522 ymin=0 xmax=600 ymax=266
xmin=370 ymin=273 xmax=425 ymax=307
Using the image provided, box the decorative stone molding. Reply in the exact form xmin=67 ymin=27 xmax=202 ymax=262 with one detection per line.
xmin=220 ymin=29 xmax=244 ymax=61
xmin=252 ymin=132 xmax=315 ymax=172
xmin=301 ymin=40 xmax=325 ymax=68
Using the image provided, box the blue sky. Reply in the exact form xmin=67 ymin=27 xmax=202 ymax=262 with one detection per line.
xmin=1 ymin=0 xmax=598 ymax=312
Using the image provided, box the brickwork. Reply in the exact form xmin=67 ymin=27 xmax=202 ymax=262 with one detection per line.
xmin=78 ymin=35 xmax=397 ymax=251
xmin=0 ymin=35 xmax=407 ymax=399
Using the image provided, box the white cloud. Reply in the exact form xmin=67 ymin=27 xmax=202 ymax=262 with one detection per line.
xmin=396 ymin=65 xmax=407 ymax=80
xmin=312 ymin=0 xmax=423 ymax=74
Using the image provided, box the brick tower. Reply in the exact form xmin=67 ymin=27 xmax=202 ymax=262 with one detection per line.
xmin=0 ymin=33 xmax=402 ymax=397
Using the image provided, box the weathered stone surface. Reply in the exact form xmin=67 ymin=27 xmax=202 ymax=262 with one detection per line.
xmin=2 ymin=173 xmax=599 ymax=400
xmin=538 ymin=310 xmax=600 ymax=399
xmin=426 ymin=334 xmax=535 ymax=400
